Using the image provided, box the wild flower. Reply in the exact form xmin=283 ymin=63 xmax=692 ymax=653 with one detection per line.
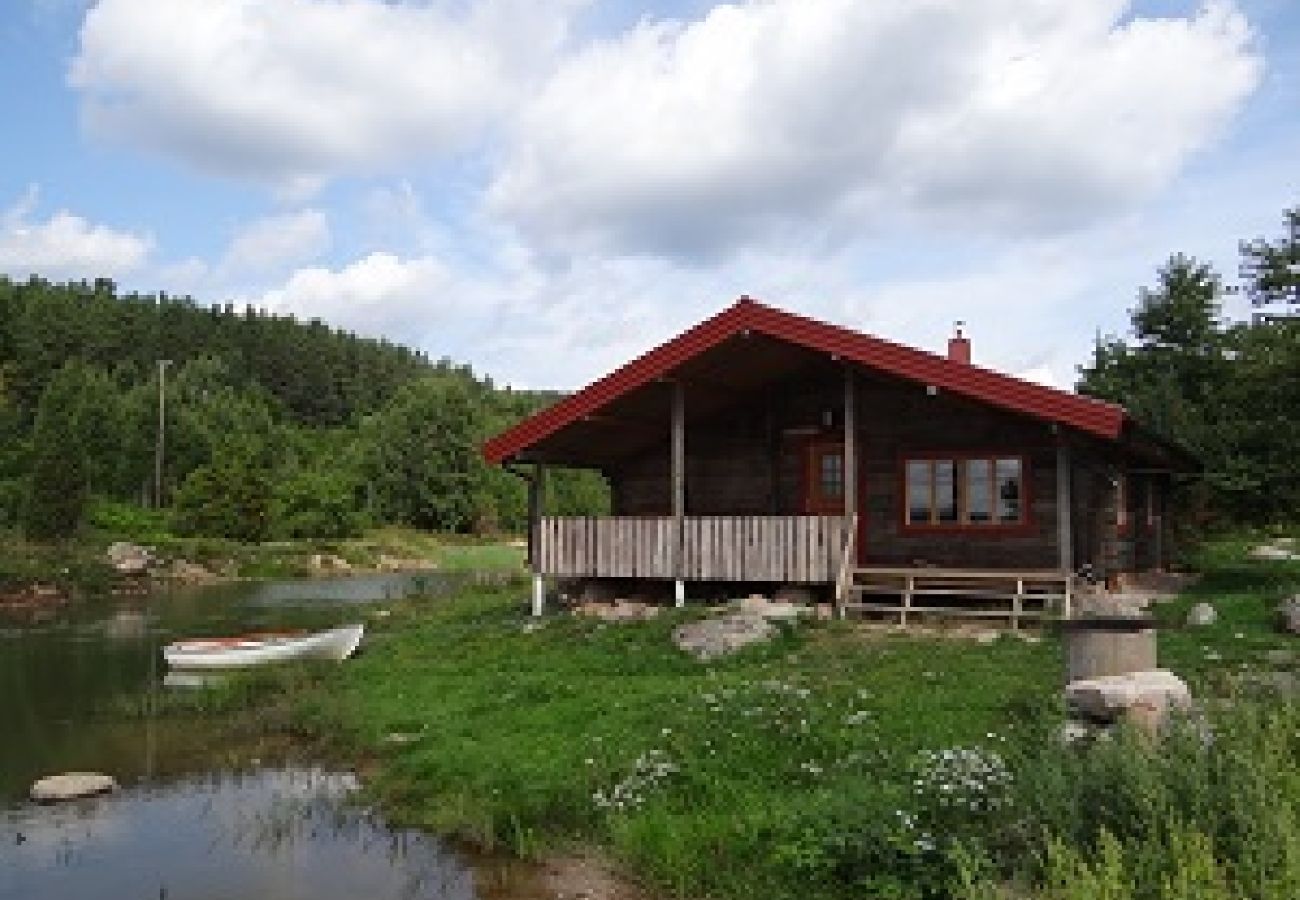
xmin=592 ymin=749 xmax=679 ymax=813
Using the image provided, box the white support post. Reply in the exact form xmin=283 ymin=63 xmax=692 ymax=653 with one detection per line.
xmin=529 ymin=463 xmax=546 ymax=617
xmin=674 ymin=579 xmax=686 ymax=608
xmin=531 ymin=573 xmax=545 ymax=618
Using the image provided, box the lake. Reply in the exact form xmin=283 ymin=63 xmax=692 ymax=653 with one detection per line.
xmin=0 ymin=571 xmax=539 ymax=900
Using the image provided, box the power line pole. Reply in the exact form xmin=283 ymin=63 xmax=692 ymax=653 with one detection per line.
xmin=155 ymin=359 xmax=172 ymax=508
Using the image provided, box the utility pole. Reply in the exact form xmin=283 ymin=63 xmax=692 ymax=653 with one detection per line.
xmin=155 ymin=359 xmax=172 ymax=508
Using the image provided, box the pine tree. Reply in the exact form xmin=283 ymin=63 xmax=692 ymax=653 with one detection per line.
xmin=22 ymin=364 xmax=91 ymax=539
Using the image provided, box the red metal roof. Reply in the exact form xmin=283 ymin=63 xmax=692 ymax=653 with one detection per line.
xmin=482 ymin=297 xmax=1127 ymax=464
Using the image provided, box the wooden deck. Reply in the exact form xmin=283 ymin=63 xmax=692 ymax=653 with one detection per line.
xmin=535 ymin=515 xmax=852 ymax=583
xmin=844 ymin=566 xmax=1074 ymax=626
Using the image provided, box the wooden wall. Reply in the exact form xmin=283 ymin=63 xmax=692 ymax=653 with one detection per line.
xmin=607 ymin=369 xmax=1094 ymax=571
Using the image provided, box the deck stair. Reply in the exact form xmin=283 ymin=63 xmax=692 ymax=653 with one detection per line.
xmin=843 ymin=567 xmax=1073 ymax=627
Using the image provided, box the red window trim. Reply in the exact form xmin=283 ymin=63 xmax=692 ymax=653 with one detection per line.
xmin=897 ymin=451 xmax=1036 ymax=536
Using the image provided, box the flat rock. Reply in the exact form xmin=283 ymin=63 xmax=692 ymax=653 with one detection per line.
xmin=1186 ymin=602 xmax=1217 ymax=627
xmin=731 ymin=595 xmax=810 ymax=621
xmin=30 ymin=772 xmax=117 ymax=802
xmin=1250 ymin=545 xmax=1299 ymax=562
xmin=673 ymin=613 xmax=775 ymax=661
xmin=1065 ymin=670 xmax=1192 ymax=726
xmin=573 ymin=600 xmax=660 ymax=622
xmin=1277 ymin=596 xmax=1300 ymax=634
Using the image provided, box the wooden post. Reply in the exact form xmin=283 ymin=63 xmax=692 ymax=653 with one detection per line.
xmin=529 ymin=464 xmax=546 ymax=617
xmin=672 ymin=381 xmax=686 ymax=607
xmin=839 ymin=366 xmax=857 ymax=618
xmin=1055 ymin=438 xmax=1073 ymax=576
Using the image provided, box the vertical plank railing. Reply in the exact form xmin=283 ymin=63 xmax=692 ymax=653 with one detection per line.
xmin=536 ymin=515 xmax=848 ymax=582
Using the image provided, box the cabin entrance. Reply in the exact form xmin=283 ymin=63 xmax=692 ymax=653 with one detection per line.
xmin=802 ymin=439 xmax=867 ymax=564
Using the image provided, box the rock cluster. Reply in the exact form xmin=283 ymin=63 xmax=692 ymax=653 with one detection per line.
xmin=573 ymin=600 xmax=661 ymax=623
xmin=1249 ymin=541 xmax=1299 ymax=562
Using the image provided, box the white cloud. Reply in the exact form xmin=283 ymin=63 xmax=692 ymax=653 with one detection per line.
xmin=0 ymin=186 xmax=152 ymax=279
xmin=70 ymin=0 xmax=584 ymax=187
xmin=255 ymin=252 xmax=472 ymax=340
xmin=489 ymin=0 xmax=1261 ymax=259
xmin=219 ymin=209 xmax=330 ymax=277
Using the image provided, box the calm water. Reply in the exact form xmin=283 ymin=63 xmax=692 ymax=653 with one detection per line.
xmin=0 ymin=571 xmax=530 ymax=900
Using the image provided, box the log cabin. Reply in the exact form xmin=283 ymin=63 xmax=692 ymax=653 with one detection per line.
xmin=482 ymin=297 xmax=1196 ymax=622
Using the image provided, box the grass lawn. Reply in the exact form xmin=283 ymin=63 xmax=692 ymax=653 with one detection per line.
xmin=285 ymin=537 xmax=1300 ymax=900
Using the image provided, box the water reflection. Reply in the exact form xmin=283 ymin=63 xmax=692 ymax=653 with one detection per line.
xmin=0 ymin=769 xmax=475 ymax=900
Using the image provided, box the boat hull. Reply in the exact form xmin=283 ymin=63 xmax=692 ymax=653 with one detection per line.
xmin=164 ymin=624 xmax=364 ymax=670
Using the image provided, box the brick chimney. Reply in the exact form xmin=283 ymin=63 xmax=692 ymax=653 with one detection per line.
xmin=947 ymin=323 xmax=971 ymax=364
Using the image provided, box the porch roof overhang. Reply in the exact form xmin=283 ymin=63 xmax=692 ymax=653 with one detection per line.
xmin=483 ymin=297 xmax=1157 ymax=469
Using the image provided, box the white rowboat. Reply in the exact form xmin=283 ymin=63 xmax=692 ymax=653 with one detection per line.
xmin=164 ymin=624 xmax=364 ymax=670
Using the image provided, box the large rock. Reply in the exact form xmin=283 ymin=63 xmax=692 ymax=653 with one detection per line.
xmin=1186 ymin=602 xmax=1217 ymax=627
xmin=30 ymin=772 xmax=117 ymax=802
xmin=1277 ymin=596 xmax=1300 ymax=635
xmin=1065 ymin=670 xmax=1192 ymax=728
xmin=673 ymin=613 xmax=775 ymax=661
xmin=106 ymin=542 xmax=154 ymax=575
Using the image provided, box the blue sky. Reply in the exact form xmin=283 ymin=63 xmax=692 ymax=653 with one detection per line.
xmin=1 ymin=0 xmax=1297 ymax=389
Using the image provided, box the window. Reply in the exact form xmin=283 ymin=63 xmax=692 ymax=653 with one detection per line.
xmin=819 ymin=451 xmax=845 ymax=500
xmin=904 ymin=455 xmax=1026 ymax=527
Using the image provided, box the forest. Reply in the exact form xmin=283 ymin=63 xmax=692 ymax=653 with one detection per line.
xmin=0 ymin=277 xmax=608 ymax=542
xmin=0 ymin=205 xmax=1296 ymax=545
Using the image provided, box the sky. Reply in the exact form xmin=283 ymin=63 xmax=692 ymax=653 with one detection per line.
xmin=1 ymin=0 xmax=1297 ymax=391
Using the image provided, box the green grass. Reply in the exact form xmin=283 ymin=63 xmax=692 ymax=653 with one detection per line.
xmin=1152 ymin=534 xmax=1300 ymax=691
xmin=278 ymin=535 xmax=1300 ymax=899
xmin=290 ymin=585 xmax=1057 ymax=898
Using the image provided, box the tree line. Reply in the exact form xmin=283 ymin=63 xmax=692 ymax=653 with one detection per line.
xmin=0 ymin=276 xmax=607 ymax=541
xmin=1078 ymin=206 xmax=1300 ymax=526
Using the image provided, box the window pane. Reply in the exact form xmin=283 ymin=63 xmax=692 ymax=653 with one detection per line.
xmin=935 ymin=460 xmax=958 ymax=523
xmin=995 ymin=458 xmax=1022 ymax=523
xmin=820 ymin=452 xmax=844 ymax=499
xmin=966 ymin=459 xmax=992 ymax=523
xmin=906 ymin=460 xmax=932 ymax=524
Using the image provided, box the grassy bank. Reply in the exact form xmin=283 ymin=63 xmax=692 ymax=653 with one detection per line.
xmin=282 ymin=537 xmax=1300 ymax=900
xmin=0 ymin=523 xmax=525 ymax=596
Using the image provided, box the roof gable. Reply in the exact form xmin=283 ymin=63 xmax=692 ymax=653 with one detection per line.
xmin=482 ymin=297 xmax=1126 ymax=464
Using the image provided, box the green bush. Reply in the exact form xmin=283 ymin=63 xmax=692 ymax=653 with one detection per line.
xmin=86 ymin=499 xmax=174 ymax=542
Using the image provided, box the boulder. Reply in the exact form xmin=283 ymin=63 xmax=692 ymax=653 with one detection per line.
xmin=30 ymin=772 xmax=117 ymax=802
xmin=1264 ymin=648 xmax=1296 ymax=667
xmin=673 ymin=613 xmax=775 ymax=661
xmin=1277 ymin=596 xmax=1300 ymax=635
xmin=1249 ymin=545 xmax=1298 ymax=562
xmin=1065 ymin=670 xmax=1192 ymax=728
xmin=106 ymin=542 xmax=154 ymax=575
xmin=1186 ymin=602 xmax=1217 ymax=627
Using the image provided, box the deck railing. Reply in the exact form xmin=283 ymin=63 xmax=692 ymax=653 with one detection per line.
xmin=536 ymin=515 xmax=852 ymax=583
